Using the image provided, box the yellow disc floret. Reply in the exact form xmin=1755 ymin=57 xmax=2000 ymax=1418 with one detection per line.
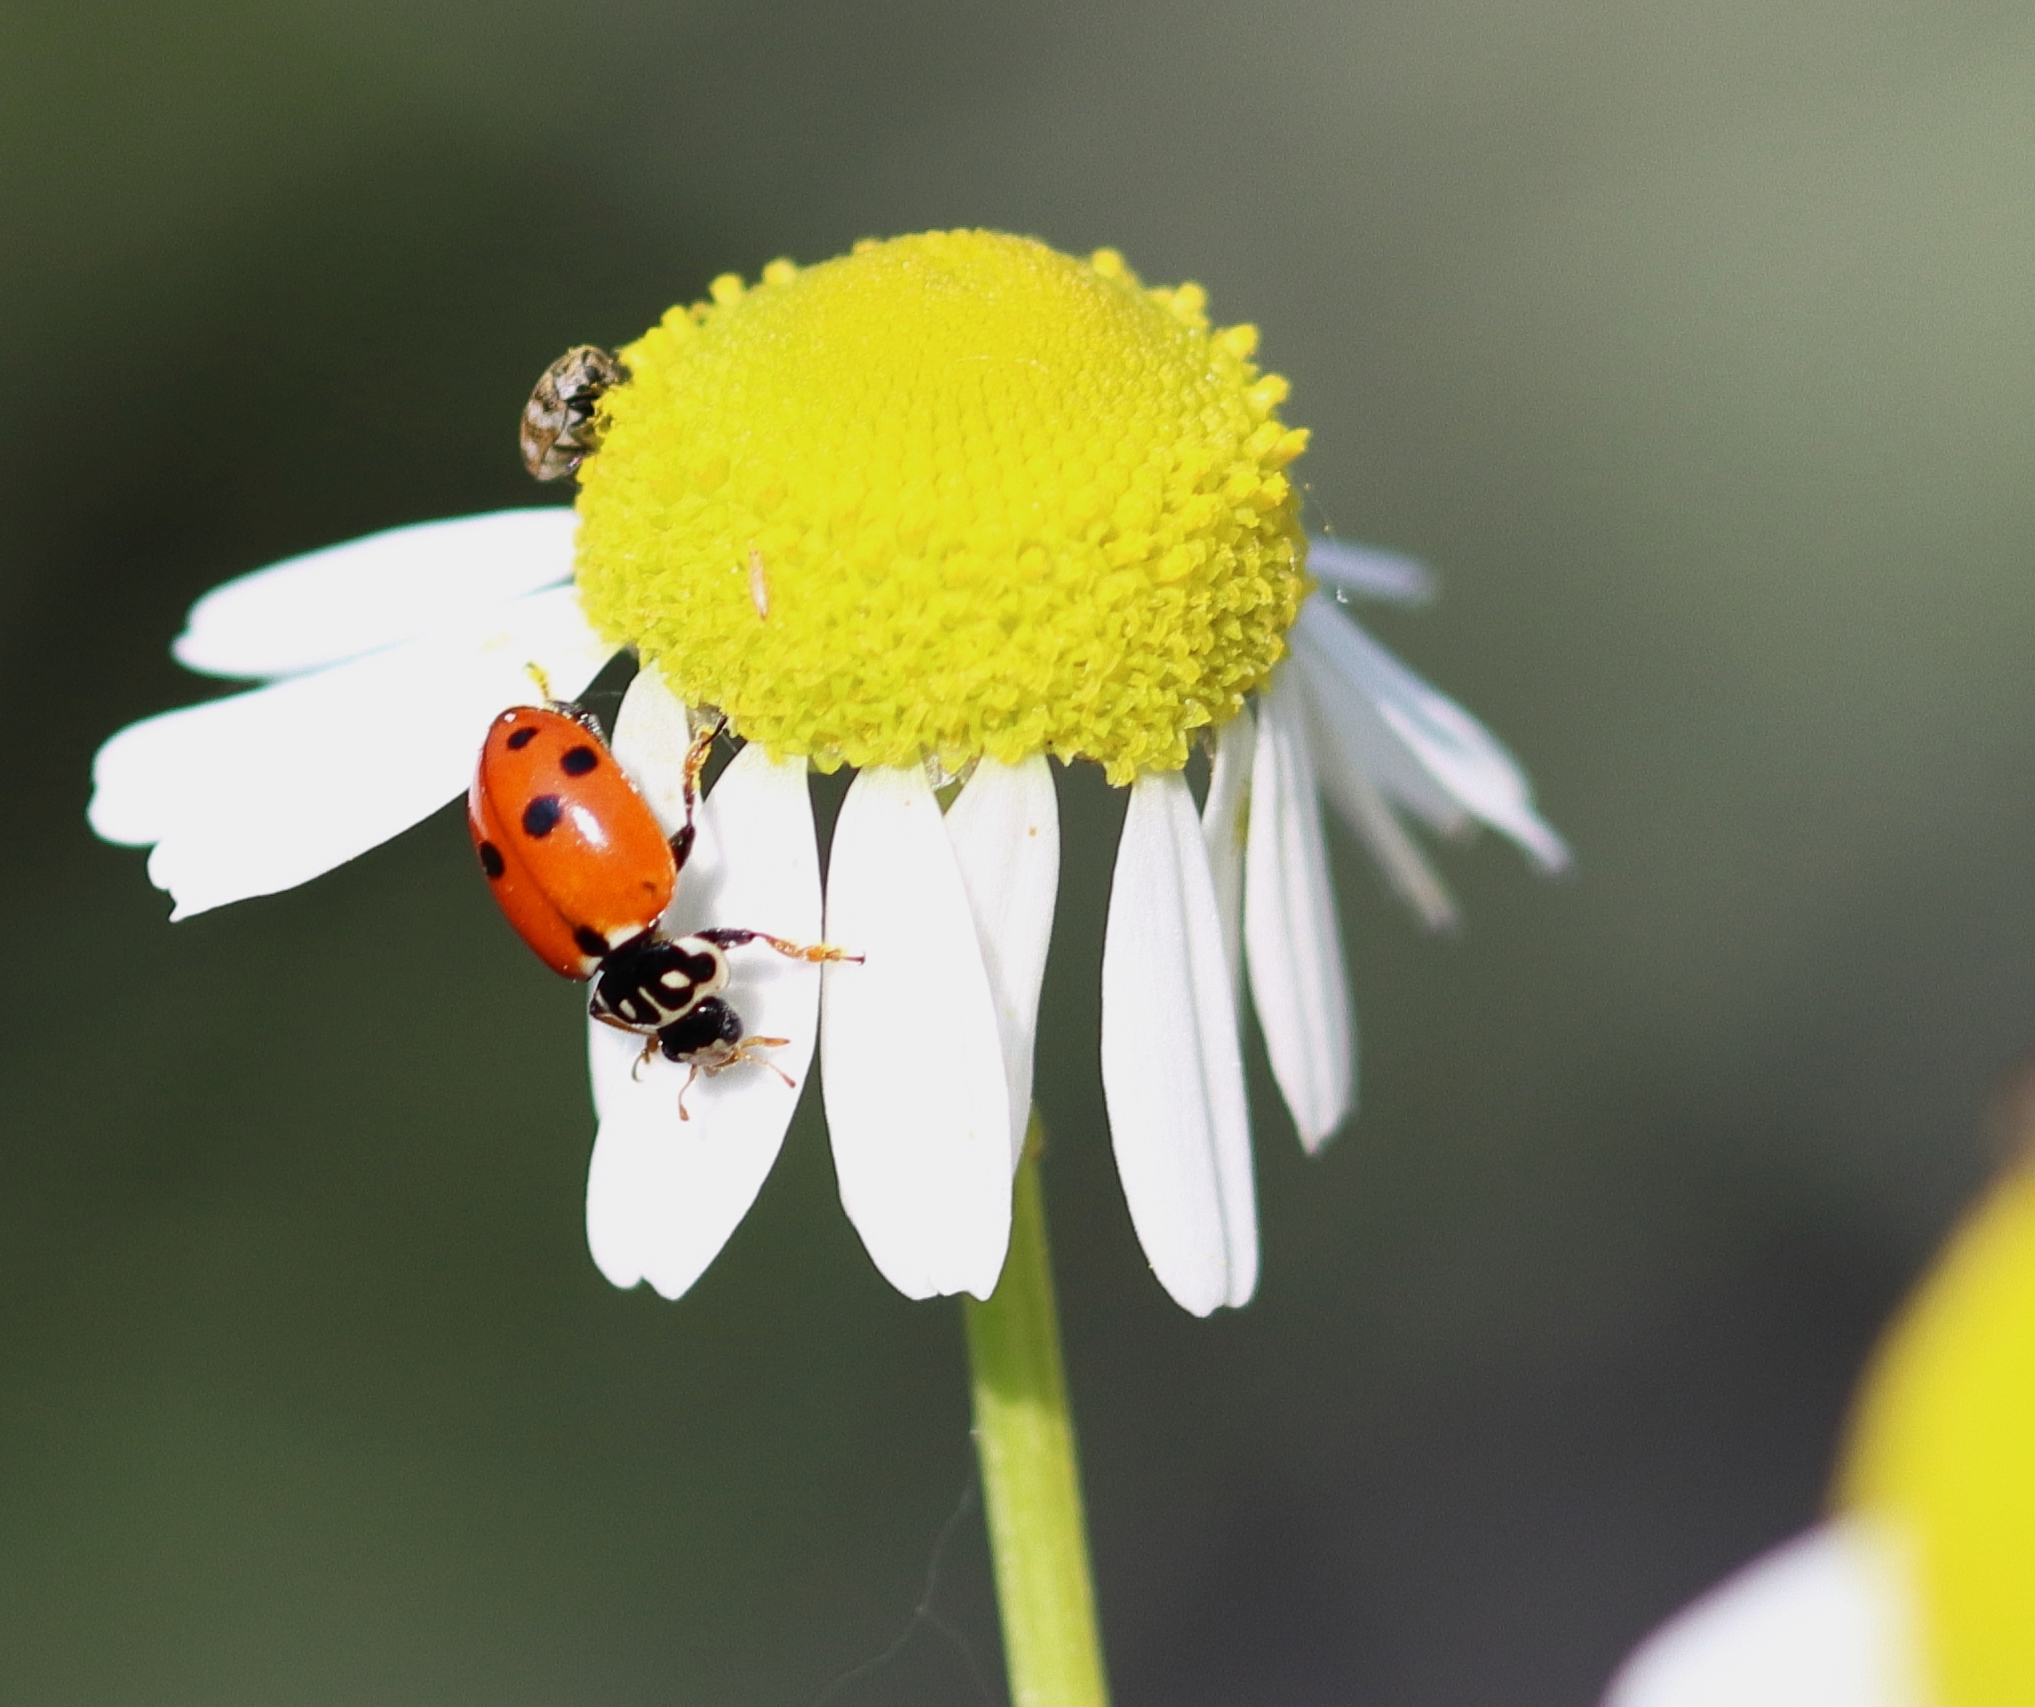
xmin=1838 ymin=1163 xmax=2035 ymax=1707
xmin=573 ymin=230 xmax=1309 ymax=780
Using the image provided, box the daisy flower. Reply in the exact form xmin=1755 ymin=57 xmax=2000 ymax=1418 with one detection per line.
xmin=1604 ymin=1162 xmax=2035 ymax=1707
xmin=90 ymin=230 xmax=1564 ymax=1317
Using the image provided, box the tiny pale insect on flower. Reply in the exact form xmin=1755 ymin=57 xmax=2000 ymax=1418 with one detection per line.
xmin=89 ymin=230 xmax=1568 ymax=1314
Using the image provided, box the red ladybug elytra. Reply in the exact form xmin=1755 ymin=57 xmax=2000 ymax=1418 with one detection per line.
xmin=469 ymin=704 xmax=675 ymax=977
xmin=468 ymin=700 xmax=854 ymax=1109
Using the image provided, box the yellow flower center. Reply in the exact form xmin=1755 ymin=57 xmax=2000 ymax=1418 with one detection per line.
xmin=573 ymin=229 xmax=1309 ymax=781
xmin=1838 ymin=1163 xmax=2035 ymax=1707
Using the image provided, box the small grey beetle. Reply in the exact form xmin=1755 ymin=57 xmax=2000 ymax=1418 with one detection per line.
xmin=520 ymin=344 xmax=627 ymax=481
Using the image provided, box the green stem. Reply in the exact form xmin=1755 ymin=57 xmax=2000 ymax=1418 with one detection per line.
xmin=964 ymin=1117 xmax=1111 ymax=1707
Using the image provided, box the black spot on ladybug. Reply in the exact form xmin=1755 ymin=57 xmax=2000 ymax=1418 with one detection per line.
xmin=561 ymin=744 xmax=598 ymax=776
xmin=478 ymin=840 xmax=507 ymax=879
xmin=506 ymin=725 xmax=540 ymax=751
xmin=522 ymin=795 xmax=563 ymax=837
xmin=574 ymin=925 xmax=609 ymax=958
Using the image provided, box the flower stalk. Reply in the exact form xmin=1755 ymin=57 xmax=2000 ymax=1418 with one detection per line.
xmin=965 ymin=1116 xmax=1111 ymax=1707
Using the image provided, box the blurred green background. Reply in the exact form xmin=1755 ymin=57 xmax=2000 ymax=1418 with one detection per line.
xmin=4 ymin=1 xmax=2033 ymax=1701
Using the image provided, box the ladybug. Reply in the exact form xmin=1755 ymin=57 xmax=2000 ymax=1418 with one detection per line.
xmin=469 ymin=701 xmax=852 ymax=1111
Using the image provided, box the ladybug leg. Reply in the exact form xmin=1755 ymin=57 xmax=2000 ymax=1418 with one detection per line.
xmin=629 ymin=1035 xmax=659 ymax=1083
xmin=736 ymin=1033 xmax=789 ymax=1090
xmin=698 ymin=1032 xmax=796 ymax=1090
xmin=720 ymin=1037 xmax=796 ymax=1090
xmin=520 ymin=662 xmax=603 ymax=728
xmin=667 ymin=713 xmax=727 ymax=875
xmin=671 ymin=1036 xmax=795 ymax=1122
xmin=656 ymin=997 xmax=800 ymax=1111
xmin=697 ymin=927 xmax=863 ymax=965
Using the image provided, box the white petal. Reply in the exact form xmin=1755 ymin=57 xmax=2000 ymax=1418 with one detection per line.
xmin=90 ymin=585 xmax=612 ymax=918
xmin=585 ymin=740 xmax=822 ymax=1301
xmin=1200 ymin=707 xmax=1255 ymax=995
xmin=945 ymin=757 xmax=1060 ymax=1168
xmin=1100 ymin=771 xmax=1258 ymax=1315
xmin=1246 ymin=673 xmax=1356 ymax=1150
xmin=1292 ymin=606 xmax=1474 ymax=838
xmin=1603 ymin=1521 xmax=1925 ymax=1707
xmin=607 ymin=663 xmax=697 ymax=836
xmin=1309 ymin=742 xmax=1461 ymax=933
xmin=173 ymin=509 xmax=580 ymax=680
xmin=1306 ymin=537 xmax=1436 ymax=605
xmin=1294 ymin=594 xmax=1570 ymax=871
xmin=820 ymin=765 xmax=1012 ymax=1301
